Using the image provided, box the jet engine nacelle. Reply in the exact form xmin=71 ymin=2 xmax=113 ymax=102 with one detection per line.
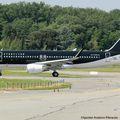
xmin=27 ymin=63 xmax=47 ymax=73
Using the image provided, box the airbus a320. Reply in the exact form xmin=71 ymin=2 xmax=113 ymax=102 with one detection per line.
xmin=0 ymin=39 xmax=120 ymax=77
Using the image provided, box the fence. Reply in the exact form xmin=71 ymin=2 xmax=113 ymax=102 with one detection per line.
xmin=0 ymin=79 xmax=70 ymax=91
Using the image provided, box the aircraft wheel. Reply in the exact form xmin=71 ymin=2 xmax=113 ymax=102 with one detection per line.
xmin=52 ymin=71 xmax=59 ymax=77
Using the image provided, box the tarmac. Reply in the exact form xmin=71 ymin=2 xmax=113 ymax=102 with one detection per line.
xmin=0 ymin=71 xmax=120 ymax=120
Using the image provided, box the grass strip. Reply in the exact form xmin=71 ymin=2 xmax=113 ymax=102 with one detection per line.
xmin=0 ymin=78 xmax=71 ymax=90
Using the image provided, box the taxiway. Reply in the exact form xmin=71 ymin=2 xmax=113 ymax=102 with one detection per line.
xmin=0 ymin=72 xmax=120 ymax=120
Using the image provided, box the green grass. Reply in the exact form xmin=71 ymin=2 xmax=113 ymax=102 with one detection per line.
xmin=65 ymin=65 xmax=120 ymax=72
xmin=2 ymin=68 xmax=82 ymax=77
xmin=2 ymin=65 xmax=120 ymax=78
xmin=0 ymin=78 xmax=71 ymax=90
xmin=3 ymin=70 xmax=51 ymax=76
xmin=27 ymin=83 xmax=71 ymax=90
xmin=1 ymin=64 xmax=120 ymax=82
xmin=1 ymin=65 xmax=120 ymax=91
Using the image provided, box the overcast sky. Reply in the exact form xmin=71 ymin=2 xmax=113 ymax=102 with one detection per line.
xmin=1 ymin=0 xmax=120 ymax=11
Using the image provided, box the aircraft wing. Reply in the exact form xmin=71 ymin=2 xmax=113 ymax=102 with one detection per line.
xmin=34 ymin=58 xmax=73 ymax=70
xmin=27 ymin=49 xmax=83 ymax=73
xmin=33 ymin=49 xmax=83 ymax=70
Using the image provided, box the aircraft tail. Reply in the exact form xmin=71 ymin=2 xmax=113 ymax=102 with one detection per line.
xmin=105 ymin=39 xmax=120 ymax=52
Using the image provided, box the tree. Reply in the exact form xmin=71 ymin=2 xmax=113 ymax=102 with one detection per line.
xmin=0 ymin=2 xmax=120 ymax=50
xmin=57 ymin=26 xmax=75 ymax=50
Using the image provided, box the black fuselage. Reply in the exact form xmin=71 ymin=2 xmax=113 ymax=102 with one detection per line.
xmin=0 ymin=50 xmax=118 ymax=65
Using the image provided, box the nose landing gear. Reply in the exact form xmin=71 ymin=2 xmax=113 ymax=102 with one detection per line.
xmin=0 ymin=71 xmax=2 ymax=76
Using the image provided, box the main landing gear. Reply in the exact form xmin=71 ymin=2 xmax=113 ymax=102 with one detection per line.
xmin=52 ymin=71 xmax=59 ymax=77
xmin=0 ymin=71 xmax=2 ymax=76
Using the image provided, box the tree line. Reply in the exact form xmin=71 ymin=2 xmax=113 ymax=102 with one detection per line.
xmin=0 ymin=2 xmax=120 ymax=50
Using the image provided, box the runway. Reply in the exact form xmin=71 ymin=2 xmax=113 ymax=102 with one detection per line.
xmin=0 ymin=72 xmax=120 ymax=120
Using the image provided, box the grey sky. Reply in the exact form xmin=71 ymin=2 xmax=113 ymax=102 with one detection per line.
xmin=0 ymin=0 xmax=120 ymax=11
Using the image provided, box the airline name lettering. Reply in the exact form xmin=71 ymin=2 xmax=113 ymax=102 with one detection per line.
xmin=40 ymin=55 xmax=47 ymax=60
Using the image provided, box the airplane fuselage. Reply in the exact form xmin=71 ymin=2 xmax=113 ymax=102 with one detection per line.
xmin=0 ymin=50 xmax=119 ymax=66
xmin=1 ymin=39 xmax=120 ymax=77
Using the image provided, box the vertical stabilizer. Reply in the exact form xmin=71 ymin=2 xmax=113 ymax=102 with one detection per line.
xmin=105 ymin=39 xmax=120 ymax=52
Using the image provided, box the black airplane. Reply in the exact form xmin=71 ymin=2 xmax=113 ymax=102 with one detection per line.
xmin=0 ymin=39 xmax=120 ymax=77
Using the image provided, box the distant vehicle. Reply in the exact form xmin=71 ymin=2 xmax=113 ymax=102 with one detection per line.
xmin=0 ymin=39 xmax=120 ymax=77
